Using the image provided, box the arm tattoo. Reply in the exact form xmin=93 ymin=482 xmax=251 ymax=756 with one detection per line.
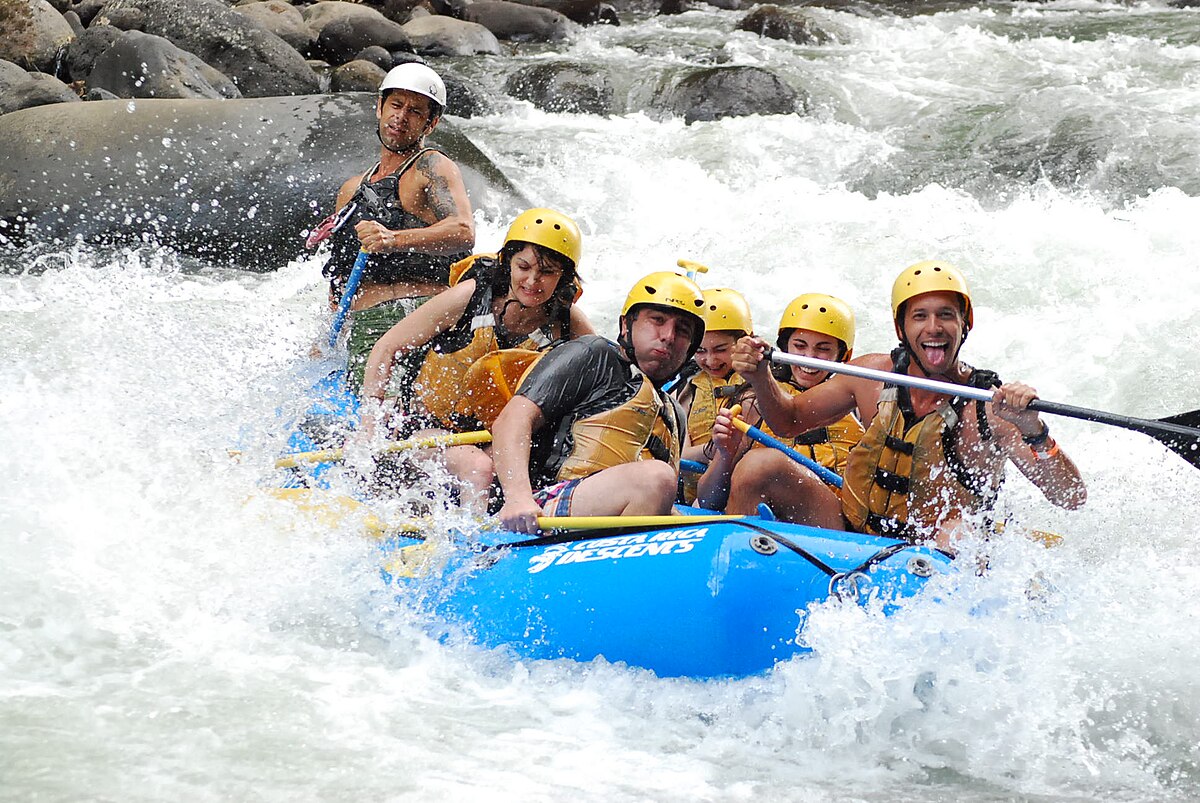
xmin=417 ymin=152 xmax=459 ymax=221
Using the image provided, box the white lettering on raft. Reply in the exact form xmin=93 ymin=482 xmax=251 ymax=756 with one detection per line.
xmin=526 ymin=528 xmax=710 ymax=574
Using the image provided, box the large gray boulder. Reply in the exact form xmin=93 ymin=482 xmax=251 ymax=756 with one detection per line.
xmin=315 ymin=11 xmax=411 ymax=65
xmin=738 ymin=5 xmax=833 ymax=45
xmin=401 ymin=15 xmax=501 ymax=56
xmin=464 ymin=0 xmax=576 ymax=42
xmin=88 ymin=30 xmax=242 ymax=99
xmin=233 ymin=1 xmax=314 ymax=54
xmin=95 ymin=0 xmax=319 ymax=97
xmin=0 ymin=70 xmax=80 ymax=114
xmin=64 ymin=22 xmax=122 ymax=81
xmin=0 ymin=94 xmax=528 ymax=268
xmin=0 ymin=0 xmax=76 ymax=72
xmin=505 ymin=61 xmax=612 ymax=115
xmin=655 ymin=65 xmax=804 ymax=124
xmin=504 ymin=0 xmax=618 ymax=25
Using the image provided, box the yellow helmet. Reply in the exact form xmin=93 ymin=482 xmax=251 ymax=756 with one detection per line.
xmin=891 ymin=260 xmax=974 ymax=331
xmin=503 ymin=208 xmax=582 ymax=268
xmin=700 ymin=288 xmax=753 ymax=334
xmin=621 ymin=271 xmax=707 ymax=355
xmin=778 ymin=293 xmax=856 ymax=360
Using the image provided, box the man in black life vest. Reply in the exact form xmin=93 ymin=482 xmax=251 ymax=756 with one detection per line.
xmin=715 ymin=261 xmax=1087 ymax=550
xmin=492 ymin=271 xmax=707 ymax=533
xmin=321 ymin=62 xmax=475 ymax=389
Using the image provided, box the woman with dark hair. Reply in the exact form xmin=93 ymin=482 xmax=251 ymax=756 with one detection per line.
xmin=359 ymin=208 xmax=594 ymax=511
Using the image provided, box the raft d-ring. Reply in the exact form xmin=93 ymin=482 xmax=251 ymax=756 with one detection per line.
xmin=906 ymin=555 xmax=935 ymax=578
xmin=750 ymin=534 xmax=778 ymax=556
xmin=830 ymin=572 xmax=865 ymax=602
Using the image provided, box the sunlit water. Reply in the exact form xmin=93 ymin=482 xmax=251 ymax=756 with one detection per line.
xmin=4 ymin=2 xmax=1200 ymax=800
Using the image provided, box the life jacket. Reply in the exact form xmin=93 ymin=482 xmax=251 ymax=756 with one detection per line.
xmin=754 ymin=380 xmax=864 ymax=474
xmin=322 ymin=148 xmax=470 ymax=297
xmin=683 ymin=370 xmax=741 ymax=446
xmin=556 ymin=368 xmax=683 ymax=483
xmin=414 ymin=273 xmax=561 ymax=431
xmin=841 ymin=349 xmax=1003 ymax=541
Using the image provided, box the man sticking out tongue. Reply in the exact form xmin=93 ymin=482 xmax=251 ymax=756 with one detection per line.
xmin=714 ymin=260 xmax=1086 ymax=550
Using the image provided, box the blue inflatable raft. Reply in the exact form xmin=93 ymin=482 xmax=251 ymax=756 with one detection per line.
xmin=380 ymin=514 xmax=952 ymax=679
xmin=274 ymin=367 xmax=954 ymax=679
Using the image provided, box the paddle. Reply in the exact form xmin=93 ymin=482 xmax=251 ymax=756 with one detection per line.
xmin=726 ymin=403 xmax=843 ymax=488
xmin=327 ymin=250 xmax=369 ymax=348
xmin=275 ymin=430 xmax=492 ymax=469
xmin=769 ymin=351 xmax=1200 ymax=468
xmin=536 ymin=513 xmax=745 ymax=530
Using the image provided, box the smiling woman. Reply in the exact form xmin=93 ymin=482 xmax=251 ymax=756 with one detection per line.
xmin=355 ymin=207 xmax=593 ymax=512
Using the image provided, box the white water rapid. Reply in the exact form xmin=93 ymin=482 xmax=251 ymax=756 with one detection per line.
xmin=4 ymin=2 xmax=1200 ymax=800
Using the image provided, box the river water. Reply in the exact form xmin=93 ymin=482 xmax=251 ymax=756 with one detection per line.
xmin=4 ymin=2 xmax=1200 ymax=800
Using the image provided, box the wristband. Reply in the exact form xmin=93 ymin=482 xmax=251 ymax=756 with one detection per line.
xmin=1021 ymin=423 xmax=1050 ymax=448
xmin=1032 ymin=439 xmax=1060 ymax=460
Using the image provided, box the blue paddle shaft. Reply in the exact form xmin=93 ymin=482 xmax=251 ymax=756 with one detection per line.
xmin=740 ymin=422 xmax=844 ymax=488
xmin=327 ymin=250 xmax=369 ymax=348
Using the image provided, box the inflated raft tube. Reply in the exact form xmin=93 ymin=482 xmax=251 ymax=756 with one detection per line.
xmin=383 ymin=515 xmax=952 ymax=679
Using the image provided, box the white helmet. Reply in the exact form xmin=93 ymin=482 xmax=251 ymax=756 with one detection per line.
xmin=379 ymin=63 xmax=446 ymax=113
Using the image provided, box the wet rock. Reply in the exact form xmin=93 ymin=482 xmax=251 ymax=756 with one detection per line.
xmin=464 ymin=0 xmax=577 ymax=42
xmin=381 ymin=0 xmax=428 ymax=23
xmin=64 ymin=22 xmax=121 ymax=82
xmin=504 ymin=0 xmax=618 ymax=25
xmin=85 ymin=85 xmax=119 ymax=99
xmin=401 ymin=14 xmax=502 ymax=56
xmin=354 ymin=44 xmax=393 ymax=70
xmin=505 ymin=61 xmax=612 ymax=115
xmin=0 ymin=71 xmax=80 ymax=114
xmin=701 ymin=0 xmax=740 ymax=9
xmin=72 ymin=0 xmax=104 ymax=25
xmin=63 ymin=8 xmax=83 ymax=35
xmin=102 ymin=5 xmax=145 ymax=29
xmin=233 ymin=1 xmax=314 ymax=54
xmin=0 ymin=94 xmax=529 ymax=268
xmin=443 ymin=74 xmax=491 ymax=118
xmin=0 ymin=0 xmax=76 ymax=72
xmin=656 ymin=65 xmax=803 ymax=123
xmin=312 ymin=6 xmax=412 ymax=65
xmin=96 ymin=0 xmax=319 ymax=97
xmin=88 ymin=29 xmax=241 ymax=99
xmin=330 ymin=58 xmax=385 ymax=92
xmin=738 ymin=5 xmax=832 ymax=45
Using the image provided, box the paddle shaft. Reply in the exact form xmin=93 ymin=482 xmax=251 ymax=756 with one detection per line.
xmin=730 ymin=417 xmax=843 ymax=488
xmin=276 ymin=430 xmax=492 ymax=468
xmin=327 ymin=250 xmax=369 ymax=348
xmin=770 ymin=351 xmax=1200 ymax=443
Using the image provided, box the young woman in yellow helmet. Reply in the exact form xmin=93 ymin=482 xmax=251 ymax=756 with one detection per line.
xmin=672 ymin=287 xmax=754 ymax=501
xmin=696 ymin=293 xmax=865 ymax=514
xmin=719 ymin=261 xmax=1086 ymax=548
xmin=359 ymin=208 xmax=594 ymax=512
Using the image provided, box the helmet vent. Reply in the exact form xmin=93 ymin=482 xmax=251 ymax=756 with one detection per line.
xmin=645 ymin=285 xmax=657 ymax=295
xmin=819 ymin=306 xmax=828 ymax=313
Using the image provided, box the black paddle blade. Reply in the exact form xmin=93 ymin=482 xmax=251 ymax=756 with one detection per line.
xmin=1032 ymin=400 xmax=1200 ymax=470
xmin=1155 ymin=410 xmax=1200 ymax=468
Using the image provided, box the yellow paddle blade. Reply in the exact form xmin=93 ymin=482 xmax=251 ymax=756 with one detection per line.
xmin=256 ymin=488 xmax=392 ymax=538
xmin=460 ymin=349 xmax=544 ymax=428
xmin=382 ymin=540 xmax=441 ymax=579
xmin=676 ymin=259 xmax=710 ymax=276
xmin=536 ymin=514 xmax=746 ymax=531
xmin=1029 ymin=530 xmax=1064 ymax=548
xmin=274 ymin=430 xmax=492 ymax=468
xmin=255 ymin=488 xmax=429 ymax=539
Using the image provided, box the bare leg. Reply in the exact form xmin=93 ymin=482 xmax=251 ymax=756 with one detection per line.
xmin=554 ymin=461 xmax=679 ymax=517
xmin=725 ymin=449 xmax=844 ymax=529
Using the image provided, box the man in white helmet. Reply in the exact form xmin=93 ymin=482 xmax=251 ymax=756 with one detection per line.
xmin=320 ymin=62 xmax=476 ymax=390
